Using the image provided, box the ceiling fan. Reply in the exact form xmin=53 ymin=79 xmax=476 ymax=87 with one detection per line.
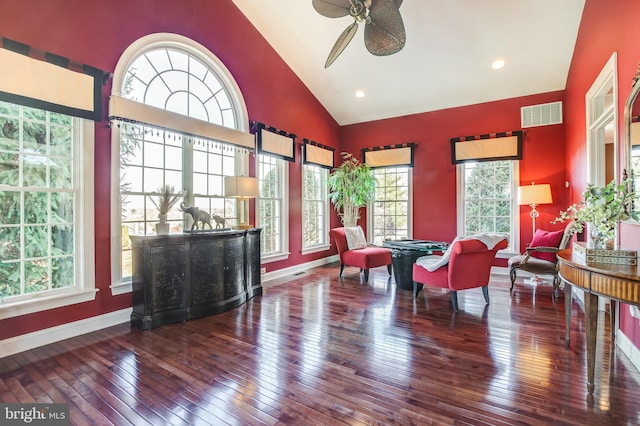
xmin=312 ymin=0 xmax=406 ymax=68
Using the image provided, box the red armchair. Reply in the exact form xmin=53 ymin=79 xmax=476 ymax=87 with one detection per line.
xmin=412 ymin=237 xmax=508 ymax=311
xmin=330 ymin=227 xmax=392 ymax=283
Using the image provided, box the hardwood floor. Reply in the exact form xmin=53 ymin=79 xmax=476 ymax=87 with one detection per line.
xmin=3 ymin=264 xmax=640 ymax=425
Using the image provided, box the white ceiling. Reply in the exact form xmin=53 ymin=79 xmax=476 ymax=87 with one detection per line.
xmin=231 ymin=0 xmax=586 ymax=126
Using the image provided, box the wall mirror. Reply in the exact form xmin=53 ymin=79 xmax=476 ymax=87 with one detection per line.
xmin=624 ymin=63 xmax=640 ymax=219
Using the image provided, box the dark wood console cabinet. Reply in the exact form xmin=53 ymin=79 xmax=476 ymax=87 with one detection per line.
xmin=130 ymin=229 xmax=261 ymax=329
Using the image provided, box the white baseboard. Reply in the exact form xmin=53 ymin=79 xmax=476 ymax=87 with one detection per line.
xmin=1 ymin=308 xmax=131 ymax=358
xmin=262 ymin=255 xmax=339 ymax=285
xmin=616 ymin=329 xmax=640 ymax=375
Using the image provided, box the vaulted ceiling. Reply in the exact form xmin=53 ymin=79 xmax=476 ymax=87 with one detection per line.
xmin=231 ymin=0 xmax=586 ymax=125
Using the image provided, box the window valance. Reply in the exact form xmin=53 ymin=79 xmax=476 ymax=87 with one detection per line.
xmin=108 ymin=95 xmax=254 ymax=151
xmin=362 ymin=143 xmax=415 ymax=168
xmin=0 ymin=37 xmax=105 ymax=121
xmin=450 ymin=130 xmax=523 ymax=164
xmin=303 ymin=139 xmax=334 ymax=169
xmin=254 ymin=122 xmax=296 ymax=162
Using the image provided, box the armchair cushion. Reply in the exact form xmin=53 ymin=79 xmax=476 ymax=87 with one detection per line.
xmin=345 ymin=226 xmax=367 ymax=250
xmin=529 ymin=229 xmax=564 ymax=262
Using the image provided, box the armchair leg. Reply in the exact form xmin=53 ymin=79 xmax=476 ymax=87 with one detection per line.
xmin=482 ymin=286 xmax=490 ymax=304
xmin=363 ymin=269 xmax=369 ymax=283
xmin=509 ymin=267 xmax=517 ymax=292
xmin=339 ymin=264 xmax=345 ymax=277
xmin=450 ymin=291 xmax=459 ymax=311
xmin=552 ymin=275 xmax=560 ymax=300
xmin=413 ymin=281 xmax=423 ymax=298
xmin=387 ymin=264 xmax=392 ymax=276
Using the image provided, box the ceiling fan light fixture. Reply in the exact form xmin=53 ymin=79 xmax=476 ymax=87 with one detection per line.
xmin=313 ymin=0 xmax=406 ymax=68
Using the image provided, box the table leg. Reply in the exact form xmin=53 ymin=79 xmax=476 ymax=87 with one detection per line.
xmin=564 ymin=282 xmax=572 ymax=347
xmin=585 ymin=290 xmax=599 ymax=395
xmin=609 ymin=299 xmax=617 ymax=342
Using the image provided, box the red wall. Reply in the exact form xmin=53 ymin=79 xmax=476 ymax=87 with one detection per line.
xmin=0 ymin=0 xmax=341 ymax=340
xmin=341 ymin=92 xmax=568 ymax=256
xmin=564 ymin=0 xmax=640 ymax=347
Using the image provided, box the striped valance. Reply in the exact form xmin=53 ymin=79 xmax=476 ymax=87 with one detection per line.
xmin=450 ymin=130 xmax=523 ymax=164
xmin=303 ymin=139 xmax=334 ymax=169
xmin=362 ymin=143 xmax=415 ymax=168
xmin=0 ymin=37 xmax=105 ymax=121
xmin=254 ymin=122 xmax=296 ymax=162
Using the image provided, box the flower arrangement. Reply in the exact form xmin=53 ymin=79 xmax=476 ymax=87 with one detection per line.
xmin=553 ymin=178 xmax=638 ymax=243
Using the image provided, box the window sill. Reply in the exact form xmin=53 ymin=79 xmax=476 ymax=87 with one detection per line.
xmin=261 ymin=252 xmax=291 ymax=264
xmin=301 ymin=244 xmax=331 ymax=255
xmin=110 ymin=280 xmax=132 ymax=296
xmin=0 ymin=289 xmax=99 ymax=320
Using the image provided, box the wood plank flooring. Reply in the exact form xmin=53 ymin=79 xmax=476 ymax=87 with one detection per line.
xmin=3 ymin=264 xmax=640 ymax=425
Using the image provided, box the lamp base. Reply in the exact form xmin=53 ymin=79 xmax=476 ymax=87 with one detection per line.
xmin=525 ymin=275 xmax=545 ymax=286
xmin=233 ymin=224 xmax=254 ymax=230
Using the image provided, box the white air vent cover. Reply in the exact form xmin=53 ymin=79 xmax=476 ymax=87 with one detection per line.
xmin=521 ymin=101 xmax=563 ymax=128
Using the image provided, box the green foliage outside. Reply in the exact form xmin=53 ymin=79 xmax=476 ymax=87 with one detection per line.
xmin=302 ymin=166 xmax=324 ymax=248
xmin=372 ymin=168 xmax=409 ymax=245
xmin=463 ymin=161 xmax=512 ymax=236
xmin=0 ymin=101 xmax=75 ymax=298
xmin=259 ymin=164 xmax=279 ymax=254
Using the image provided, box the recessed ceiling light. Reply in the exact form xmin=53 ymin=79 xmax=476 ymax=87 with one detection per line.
xmin=492 ymin=59 xmax=506 ymax=70
xmin=355 ymin=90 xmax=365 ymax=98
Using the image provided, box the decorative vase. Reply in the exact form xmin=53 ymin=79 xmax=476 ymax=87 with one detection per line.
xmin=156 ymin=214 xmax=169 ymax=235
xmin=589 ymin=225 xmax=614 ymax=249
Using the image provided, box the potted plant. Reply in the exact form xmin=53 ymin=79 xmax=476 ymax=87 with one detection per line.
xmin=328 ymin=152 xmax=376 ymax=227
xmin=554 ymin=177 xmax=638 ymax=248
xmin=149 ymin=184 xmax=184 ymax=235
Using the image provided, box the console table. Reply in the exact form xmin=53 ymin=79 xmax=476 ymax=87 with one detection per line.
xmin=130 ymin=229 xmax=261 ymax=329
xmin=557 ymin=248 xmax=640 ymax=394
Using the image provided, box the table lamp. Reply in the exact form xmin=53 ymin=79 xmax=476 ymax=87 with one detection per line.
xmin=224 ymin=176 xmax=259 ymax=229
xmin=517 ymin=182 xmax=553 ymax=236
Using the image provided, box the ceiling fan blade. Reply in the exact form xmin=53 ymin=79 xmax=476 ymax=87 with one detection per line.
xmin=325 ymin=21 xmax=359 ymax=68
xmin=312 ymin=0 xmax=352 ymax=18
xmin=364 ymin=0 xmax=406 ymax=56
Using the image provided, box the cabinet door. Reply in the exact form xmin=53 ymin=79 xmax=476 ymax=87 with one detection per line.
xmin=149 ymin=245 xmax=186 ymax=314
xmin=245 ymin=229 xmax=262 ymax=298
xmin=223 ymin=235 xmax=244 ymax=299
xmin=190 ymin=238 xmax=225 ymax=308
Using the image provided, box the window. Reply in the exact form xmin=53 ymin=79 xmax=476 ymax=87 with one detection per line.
xmin=258 ymin=154 xmax=289 ymax=261
xmin=302 ymin=164 xmax=329 ymax=253
xmin=110 ymin=34 xmax=249 ymax=293
xmin=0 ymin=101 xmax=95 ymax=318
xmin=457 ymin=160 xmax=519 ymax=252
xmin=370 ymin=167 xmax=411 ymax=245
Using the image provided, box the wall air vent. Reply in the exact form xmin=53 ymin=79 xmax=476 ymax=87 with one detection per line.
xmin=521 ymin=101 xmax=563 ymax=128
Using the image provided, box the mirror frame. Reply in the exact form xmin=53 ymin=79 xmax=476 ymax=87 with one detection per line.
xmin=624 ymin=63 xmax=640 ymax=222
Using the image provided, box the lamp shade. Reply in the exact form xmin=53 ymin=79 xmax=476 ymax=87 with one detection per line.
xmin=517 ymin=183 xmax=552 ymax=206
xmin=224 ymin=176 xmax=259 ymax=198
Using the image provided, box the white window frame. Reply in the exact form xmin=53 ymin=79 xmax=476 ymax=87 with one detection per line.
xmin=367 ymin=166 xmax=413 ymax=245
xmin=0 ymin=113 xmax=95 ymax=320
xmin=456 ymin=160 xmax=520 ymax=256
xmin=301 ymin=164 xmax=330 ymax=254
xmin=109 ymin=33 xmax=249 ymax=295
xmin=257 ymin=154 xmax=289 ymax=263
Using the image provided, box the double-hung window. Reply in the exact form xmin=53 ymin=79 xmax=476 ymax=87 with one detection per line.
xmin=370 ymin=167 xmax=412 ymax=245
xmin=257 ymin=154 xmax=289 ymax=261
xmin=0 ymin=102 xmax=95 ymax=317
xmin=457 ymin=160 xmax=519 ymax=252
xmin=302 ymin=164 xmax=329 ymax=253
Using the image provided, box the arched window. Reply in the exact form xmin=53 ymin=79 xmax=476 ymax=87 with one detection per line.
xmin=109 ymin=34 xmax=249 ymax=292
